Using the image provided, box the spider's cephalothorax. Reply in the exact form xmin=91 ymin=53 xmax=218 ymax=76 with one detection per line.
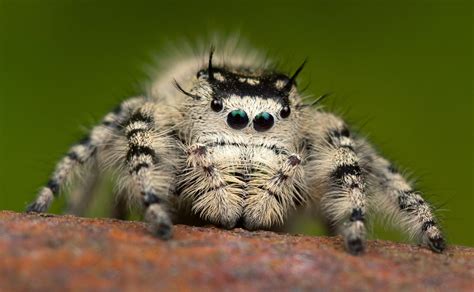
xmin=27 ymin=44 xmax=446 ymax=255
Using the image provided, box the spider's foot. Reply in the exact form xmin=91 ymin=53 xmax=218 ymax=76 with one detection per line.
xmin=151 ymin=220 xmax=173 ymax=240
xmin=428 ymin=236 xmax=446 ymax=253
xmin=26 ymin=201 xmax=48 ymax=213
xmin=345 ymin=237 xmax=365 ymax=255
xmin=145 ymin=204 xmax=173 ymax=240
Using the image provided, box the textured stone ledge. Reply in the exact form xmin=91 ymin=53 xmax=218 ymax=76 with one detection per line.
xmin=0 ymin=211 xmax=472 ymax=291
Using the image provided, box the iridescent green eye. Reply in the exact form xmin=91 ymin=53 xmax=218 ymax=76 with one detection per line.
xmin=227 ymin=109 xmax=249 ymax=130
xmin=253 ymin=112 xmax=274 ymax=132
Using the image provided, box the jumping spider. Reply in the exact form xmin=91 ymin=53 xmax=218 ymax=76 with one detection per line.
xmin=27 ymin=44 xmax=445 ymax=255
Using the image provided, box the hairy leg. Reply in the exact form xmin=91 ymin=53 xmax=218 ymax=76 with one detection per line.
xmin=305 ymin=112 xmax=369 ymax=255
xmin=119 ymin=102 xmax=179 ymax=239
xmin=358 ymin=139 xmax=445 ymax=252
xmin=26 ymin=97 xmax=145 ymax=213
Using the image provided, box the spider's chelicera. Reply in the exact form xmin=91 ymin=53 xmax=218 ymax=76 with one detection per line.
xmin=26 ymin=44 xmax=445 ymax=255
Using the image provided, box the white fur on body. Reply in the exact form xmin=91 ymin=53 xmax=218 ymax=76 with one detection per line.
xmin=27 ymin=42 xmax=445 ymax=254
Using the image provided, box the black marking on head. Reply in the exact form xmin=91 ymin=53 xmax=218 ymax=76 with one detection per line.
xmin=126 ymin=145 xmax=158 ymax=163
xmin=350 ymin=208 xmax=365 ymax=222
xmin=332 ymin=164 xmax=362 ymax=180
xmin=422 ymin=220 xmax=436 ymax=231
xmin=198 ymin=67 xmax=293 ymax=105
xmin=47 ymin=179 xmax=60 ymax=195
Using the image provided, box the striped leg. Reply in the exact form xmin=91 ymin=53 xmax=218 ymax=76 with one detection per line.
xmin=324 ymin=127 xmax=367 ymax=254
xmin=367 ymin=151 xmax=445 ymax=253
xmin=122 ymin=105 xmax=175 ymax=239
xmin=307 ymin=113 xmax=368 ymax=255
xmin=26 ymin=97 xmax=145 ymax=213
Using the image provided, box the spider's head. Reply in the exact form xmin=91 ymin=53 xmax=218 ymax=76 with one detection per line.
xmin=176 ymin=48 xmax=305 ymax=135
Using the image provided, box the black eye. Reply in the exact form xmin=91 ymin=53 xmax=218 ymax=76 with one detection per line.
xmin=280 ymin=106 xmax=291 ymax=118
xmin=253 ymin=112 xmax=274 ymax=132
xmin=211 ymin=99 xmax=223 ymax=112
xmin=227 ymin=109 xmax=249 ymax=130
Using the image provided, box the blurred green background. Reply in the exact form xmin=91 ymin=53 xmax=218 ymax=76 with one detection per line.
xmin=0 ymin=0 xmax=472 ymax=246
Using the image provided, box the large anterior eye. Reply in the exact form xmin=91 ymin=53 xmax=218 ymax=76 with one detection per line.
xmin=253 ymin=112 xmax=274 ymax=132
xmin=227 ymin=109 xmax=249 ymax=130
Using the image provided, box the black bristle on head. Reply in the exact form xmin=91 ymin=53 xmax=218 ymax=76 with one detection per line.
xmin=284 ymin=59 xmax=307 ymax=91
xmin=174 ymin=79 xmax=200 ymax=100
xmin=208 ymin=45 xmax=215 ymax=81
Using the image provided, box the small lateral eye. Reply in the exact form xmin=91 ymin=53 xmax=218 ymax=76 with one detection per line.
xmin=253 ymin=112 xmax=274 ymax=132
xmin=280 ymin=105 xmax=291 ymax=118
xmin=211 ymin=99 xmax=223 ymax=112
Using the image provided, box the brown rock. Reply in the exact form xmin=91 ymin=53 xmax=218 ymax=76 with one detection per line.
xmin=0 ymin=211 xmax=472 ymax=291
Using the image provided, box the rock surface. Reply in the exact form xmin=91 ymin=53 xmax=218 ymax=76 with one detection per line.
xmin=0 ymin=211 xmax=472 ymax=291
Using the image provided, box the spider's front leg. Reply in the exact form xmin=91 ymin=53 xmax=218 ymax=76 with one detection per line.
xmin=306 ymin=113 xmax=369 ymax=255
xmin=121 ymin=103 xmax=178 ymax=239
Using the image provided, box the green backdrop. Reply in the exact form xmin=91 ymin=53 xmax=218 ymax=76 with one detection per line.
xmin=0 ymin=0 xmax=472 ymax=246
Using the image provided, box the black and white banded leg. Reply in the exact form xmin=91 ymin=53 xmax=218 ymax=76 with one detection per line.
xmin=317 ymin=126 xmax=368 ymax=255
xmin=369 ymin=154 xmax=446 ymax=253
xmin=26 ymin=97 xmax=145 ymax=214
xmin=122 ymin=105 xmax=174 ymax=239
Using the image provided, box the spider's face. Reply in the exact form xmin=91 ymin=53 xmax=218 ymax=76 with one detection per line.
xmin=190 ymin=67 xmax=298 ymax=136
